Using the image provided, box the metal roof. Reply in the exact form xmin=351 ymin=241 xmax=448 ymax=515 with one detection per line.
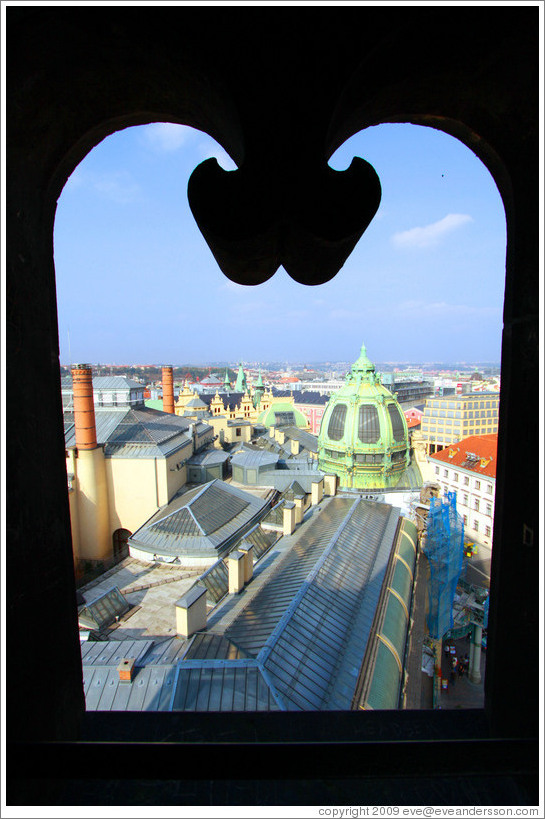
xmin=186 ymin=396 xmax=208 ymax=408
xmin=82 ymin=498 xmax=407 ymax=713
xmin=290 ymin=391 xmax=330 ymax=405
xmin=170 ymin=661 xmax=283 ymax=712
xmin=280 ymin=426 xmax=319 ymax=453
xmin=231 ymin=450 xmax=279 ymax=470
xmin=81 ymin=637 xmax=190 ymax=712
xmin=217 ymin=498 xmax=399 ymax=710
xmin=187 ymin=449 xmax=230 ymax=466
xmin=64 ymin=407 xmax=210 ymax=458
xmin=129 ymin=480 xmax=269 ymax=559
xmin=258 ymin=470 xmax=325 ymax=493
xmin=62 ymin=374 xmax=144 ymax=391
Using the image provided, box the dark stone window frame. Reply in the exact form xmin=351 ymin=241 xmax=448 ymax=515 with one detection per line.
xmin=6 ymin=7 xmax=538 ymax=803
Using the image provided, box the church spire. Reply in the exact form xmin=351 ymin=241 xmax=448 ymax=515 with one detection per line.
xmin=234 ymin=362 xmax=247 ymax=392
xmin=253 ymin=368 xmax=265 ymax=408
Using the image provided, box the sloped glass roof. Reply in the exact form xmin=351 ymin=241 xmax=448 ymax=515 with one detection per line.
xmin=199 ymin=558 xmax=229 ymax=604
xmin=128 ymin=480 xmax=266 ymax=559
xmin=189 ymin=482 xmax=249 ymax=535
xmin=78 ymin=586 xmax=130 ymax=630
xmin=170 ymin=661 xmax=282 ymax=711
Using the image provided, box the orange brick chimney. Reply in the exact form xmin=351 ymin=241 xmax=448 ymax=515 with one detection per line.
xmin=162 ymin=365 xmax=175 ymax=414
xmin=71 ymin=364 xmax=97 ymax=450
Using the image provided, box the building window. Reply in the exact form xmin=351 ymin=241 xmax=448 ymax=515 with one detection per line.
xmin=486 ymin=484 xmax=493 ymax=494
xmin=475 ymin=480 xmax=481 ymax=490
xmin=463 ymin=494 xmax=469 ymax=505
xmin=474 ymin=520 xmax=479 ymax=532
xmin=486 ymin=503 xmax=492 ymax=516
xmin=463 ymin=515 xmax=468 ymax=525
xmin=443 ymin=469 xmax=448 ymax=478
xmin=327 ymin=403 xmax=347 ymax=441
xmin=358 ymin=404 xmax=380 ymax=443
xmin=485 ymin=526 xmax=491 ymax=537
xmin=453 ymin=473 xmax=459 ymax=482
xmin=464 ymin=476 xmax=469 ymax=486
xmin=474 ymin=499 xmax=480 ymax=512
xmin=387 ymin=403 xmax=405 ymax=441
xmin=435 ymin=466 xmax=440 ymax=475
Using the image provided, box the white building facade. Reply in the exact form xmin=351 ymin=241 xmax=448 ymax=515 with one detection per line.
xmin=427 ymin=434 xmax=497 ymax=549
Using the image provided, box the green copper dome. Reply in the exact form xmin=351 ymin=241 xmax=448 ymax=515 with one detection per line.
xmin=257 ymin=401 xmax=308 ymax=429
xmin=317 ymin=343 xmax=410 ymax=489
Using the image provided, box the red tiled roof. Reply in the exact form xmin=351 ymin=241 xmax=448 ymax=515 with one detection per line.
xmin=406 ymin=417 xmax=421 ymax=429
xmin=430 ymin=434 xmax=498 ymax=478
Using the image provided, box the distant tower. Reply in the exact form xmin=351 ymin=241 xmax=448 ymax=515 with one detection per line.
xmin=223 ymin=369 xmax=231 ymax=392
xmin=253 ymin=369 xmax=265 ymax=408
xmin=318 ymin=342 xmax=410 ymax=489
xmin=234 ymin=362 xmax=247 ymax=393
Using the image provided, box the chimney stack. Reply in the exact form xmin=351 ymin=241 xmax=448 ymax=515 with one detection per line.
xmin=162 ymin=365 xmax=175 ymax=414
xmin=71 ymin=364 xmax=97 ymax=450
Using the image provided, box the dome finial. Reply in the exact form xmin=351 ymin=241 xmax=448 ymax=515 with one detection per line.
xmin=351 ymin=341 xmax=375 ymax=377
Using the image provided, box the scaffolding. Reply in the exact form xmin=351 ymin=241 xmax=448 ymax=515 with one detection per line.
xmin=422 ymin=491 xmax=465 ymax=640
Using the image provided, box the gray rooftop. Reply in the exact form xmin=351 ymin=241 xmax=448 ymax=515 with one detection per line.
xmin=280 ymin=426 xmax=319 ymax=453
xmin=62 ymin=374 xmax=145 ymax=391
xmin=82 ymin=638 xmax=189 ymax=712
xmin=187 ymin=449 xmax=230 ymax=467
xmin=81 ymin=496 xmax=405 ymax=712
xmin=217 ymin=496 xmax=400 ymax=710
xmin=129 ymin=479 xmax=269 ymax=559
xmin=231 ymin=450 xmax=279 ymax=470
xmin=64 ymin=407 xmax=212 ymax=459
xmin=258 ymin=469 xmax=325 ymax=493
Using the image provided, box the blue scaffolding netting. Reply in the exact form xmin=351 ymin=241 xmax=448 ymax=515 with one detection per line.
xmin=423 ymin=491 xmax=465 ymax=640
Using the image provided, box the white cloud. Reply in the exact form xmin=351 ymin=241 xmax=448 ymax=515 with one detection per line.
xmin=392 ymin=213 xmax=473 ymax=248
xmin=91 ymin=171 xmax=141 ymax=204
xmin=142 ymin=122 xmax=195 ymax=152
xmin=63 ymin=168 xmax=141 ymax=203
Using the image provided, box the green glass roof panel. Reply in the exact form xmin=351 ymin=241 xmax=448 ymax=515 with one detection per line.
xmin=365 ymin=639 xmax=402 ymax=710
xmin=381 ymin=594 xmax=409 ymax=660
xmin=391 ymin=559 xmax=413 ymax=605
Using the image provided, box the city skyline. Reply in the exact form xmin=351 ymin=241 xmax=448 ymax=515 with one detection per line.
xmin=53 ymin=121 xmax=507 ymax=366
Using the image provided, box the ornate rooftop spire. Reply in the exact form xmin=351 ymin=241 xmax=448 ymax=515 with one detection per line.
xmin=234 ymin=363 xmax=247 ymax=392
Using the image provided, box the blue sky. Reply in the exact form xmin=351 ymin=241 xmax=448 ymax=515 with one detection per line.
xmin=53 ymin=121 xmax=507 ymax=366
